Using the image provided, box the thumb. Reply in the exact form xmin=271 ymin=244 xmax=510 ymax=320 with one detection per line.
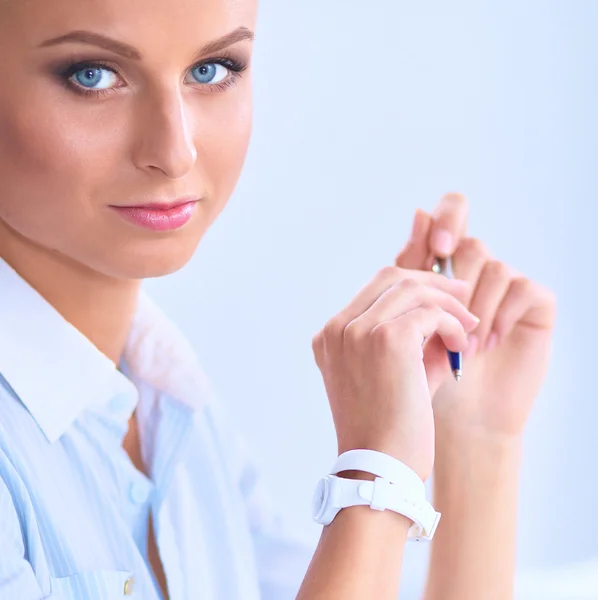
xmin=395 ymin=209 xmax=434 ymax=270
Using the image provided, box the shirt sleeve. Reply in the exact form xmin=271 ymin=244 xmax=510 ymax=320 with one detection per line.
xmin=0 ymin=474 xmax=47 ymax=600
xmin=205 ymin=388 xmax=316 ymax=600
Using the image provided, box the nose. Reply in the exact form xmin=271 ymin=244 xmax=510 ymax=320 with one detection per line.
xmin=132 ymin=88 xmax=198 ymax=180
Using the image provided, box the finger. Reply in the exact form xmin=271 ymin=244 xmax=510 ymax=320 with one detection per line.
xmin=468 ymin=260 xmax=512 ymax=350
xmin=451 ymin=237 xmax=491 ymax=306
xmin=395 ymin=209 xmax=434 ymax=269
xmin=372 ymin=305 xmax=469 ymax=355
xmin=429 ymin=193 xmax=469 ymax=257
xmin=489 ymin=279 xmax=557 ymax=344
xmin=334 ymin=267 xmax=473 ymax=326
xmin=348 ymin=279 xmax=480 ymax=338
xmin=423 ymin=333 xmax=457 ymax=395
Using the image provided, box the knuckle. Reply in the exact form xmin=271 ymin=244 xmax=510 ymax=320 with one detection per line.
xmin=311 ymin=332 xmax=325 ymax=366
xmin=510 ymin=276 xmax=533 ymax=297
xmin=378 ymin=265 xmax=401 ymax=282
xmin=370 ymin=321 xmax=397 ymax=348
xmin=342 ymin=320 xmax=363 ymax=347
xmin=397 ymin=277 xmax=421 ymax=293
xmin=323 ymin=317 xmax=343 ymax=340
xmin=484 ymin=259 xmax=510 ymax=280
xmin=311 ymin=330 xmax=324 ymax=352
xmin=459 ymin=237 xmax=488 ymax=258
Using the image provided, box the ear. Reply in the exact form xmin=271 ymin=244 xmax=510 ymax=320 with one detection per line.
xmin=395 ymin=209 xmax=434 ymax=270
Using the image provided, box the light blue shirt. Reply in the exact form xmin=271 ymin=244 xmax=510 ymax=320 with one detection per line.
xmin=0 ymin=257 xmax=314 ymax=599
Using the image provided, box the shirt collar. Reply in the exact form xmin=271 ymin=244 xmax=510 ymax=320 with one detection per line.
xmin=0 ymin=257 xmax=209 ymax=443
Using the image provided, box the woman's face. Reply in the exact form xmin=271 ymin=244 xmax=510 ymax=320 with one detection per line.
xmin=0 ymin=0 xmax=257 ymax=279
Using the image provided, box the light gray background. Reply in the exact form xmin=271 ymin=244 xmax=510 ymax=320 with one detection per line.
xmin=144 ymin=2 xmax=597 ymax=597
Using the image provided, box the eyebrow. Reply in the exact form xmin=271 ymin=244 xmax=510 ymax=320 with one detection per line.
xmin=37 ymin=26 xmax=255 ymax=61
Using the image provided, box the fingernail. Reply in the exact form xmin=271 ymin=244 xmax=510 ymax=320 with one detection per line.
xmin=486 ymin=332 xmax=498 ymax=352
xmin=431 ymin=229 xmax=453 ymax=256
xmin=465 ymin=314 xmax=480 ymax=332
xmin=464 ymin=334 xmax=478 ymax=358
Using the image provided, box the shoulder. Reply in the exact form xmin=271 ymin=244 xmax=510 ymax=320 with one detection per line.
xmin=125 ymin=291 xmax=215 ymax=410
xmin=127 ymin=291 xmax=265 ymax=493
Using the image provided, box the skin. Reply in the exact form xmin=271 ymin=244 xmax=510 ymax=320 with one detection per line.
xmin=395 ymin=194 xmax=556 ymax=599
xmin=0 ymin=0 xmax=557 ymax=596
xmin=0 ymin=0 xmax=257 ymax=363
xmin=297 ymin=196 xmax=555 ymax=599
xmin=0 ymin=0 xmax=257 ymax=597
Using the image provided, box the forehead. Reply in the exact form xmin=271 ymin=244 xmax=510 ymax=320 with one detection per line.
xmin=0 ymin=0 xmax=257 ymax=55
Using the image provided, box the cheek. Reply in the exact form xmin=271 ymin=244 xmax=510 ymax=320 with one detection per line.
xmin=199 ymin=90 xmax=253 ymax=208
xmin=0 ymin=94 xmax=127 ymax=244
xmin=0 ymin=101 xmax=113 ymax=213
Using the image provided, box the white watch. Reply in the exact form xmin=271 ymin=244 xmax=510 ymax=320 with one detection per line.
xmin=312 ymin=474 xmax=440 ymax=541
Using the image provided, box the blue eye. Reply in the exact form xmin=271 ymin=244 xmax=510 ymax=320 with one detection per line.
xmin=71 ymin=66 xmax=118 ymax=90
xmin=61 ymin=56 xmax=246 ymax=97
xmin=189 ymin=63 xmax=228 ymax=85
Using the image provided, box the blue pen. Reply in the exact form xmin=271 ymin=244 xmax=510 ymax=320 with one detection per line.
xmin=432 ymin=256 xmax=462 ymax=382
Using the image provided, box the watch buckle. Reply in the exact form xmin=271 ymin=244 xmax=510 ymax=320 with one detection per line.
xmin=413 ymin=510 xmax=442 ymax=542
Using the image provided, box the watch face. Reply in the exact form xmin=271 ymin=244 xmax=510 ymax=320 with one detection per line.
xmin=312 ymin=477 xmax=329 ymax=521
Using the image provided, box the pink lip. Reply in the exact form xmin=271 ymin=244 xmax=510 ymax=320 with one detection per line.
xmin=110 ymin=198 xmax=199 ymax=231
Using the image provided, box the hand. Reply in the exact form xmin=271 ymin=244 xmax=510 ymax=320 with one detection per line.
xmin=311 ymin=266 xmax=480 ymax=481
xmin=395 ymin=194 xmax=557 ymax=442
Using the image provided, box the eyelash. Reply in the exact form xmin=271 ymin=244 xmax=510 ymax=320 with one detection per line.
xmin=58 ymin=53 xmax=248 ymax=98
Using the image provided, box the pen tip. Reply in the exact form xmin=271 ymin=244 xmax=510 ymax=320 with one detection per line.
xmin=453 ymin=369 xmax=462 ymax=382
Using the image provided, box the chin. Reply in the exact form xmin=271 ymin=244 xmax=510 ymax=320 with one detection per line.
xmin=117 ymin=257 xmax=194 ymax=281
xmin=88 ymin=233 xmax=204 ymax=281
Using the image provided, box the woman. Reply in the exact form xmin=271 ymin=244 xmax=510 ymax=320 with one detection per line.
xmin=0 ymin=0 xmax=556 ymax=598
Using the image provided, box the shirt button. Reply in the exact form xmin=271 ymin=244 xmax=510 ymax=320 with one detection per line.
xmin=124 ymin=576 xmax=134 ymax=595
xmin=129 ymin=481 xmax=149 ymax=505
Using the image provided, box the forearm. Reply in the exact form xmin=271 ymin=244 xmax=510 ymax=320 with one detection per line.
xmin=296 ymin=480 xmax=411 ymax=600
xmin=423 ymin=433 xmax=522 ymax=600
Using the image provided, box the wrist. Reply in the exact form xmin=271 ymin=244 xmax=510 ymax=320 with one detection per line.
xmin=433 ymin=433 xmax=522 ymax=499
xmin=435 ymin=420 xmax=524 ymax=457
xmin=336 ymin=470 xmax=377 ymax=481
xmin=337 ymin=442 xmax=433 ymax=482
xmin=326 ymin=450 xmax=442 ymax=541
xmin=425 ymin=425 xmax=521 ymax=600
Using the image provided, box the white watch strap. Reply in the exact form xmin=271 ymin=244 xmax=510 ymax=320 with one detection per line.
xmin=331 ymin=475 xmax=441 ymax=541
xmin=331 ymin=449 xmax=425 ymax=497
xmin=356 ymin=477 xmax=440 ymax=541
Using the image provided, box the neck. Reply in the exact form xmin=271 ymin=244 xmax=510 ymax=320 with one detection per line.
xmin=0 ymin=226 xmax=140 ymax=365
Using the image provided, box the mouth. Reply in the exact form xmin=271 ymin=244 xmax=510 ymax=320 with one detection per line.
xmin=108 ymin=196 xmax=201 ymax=231
xmin=110 ymin=195 xmax=201 ymax=210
